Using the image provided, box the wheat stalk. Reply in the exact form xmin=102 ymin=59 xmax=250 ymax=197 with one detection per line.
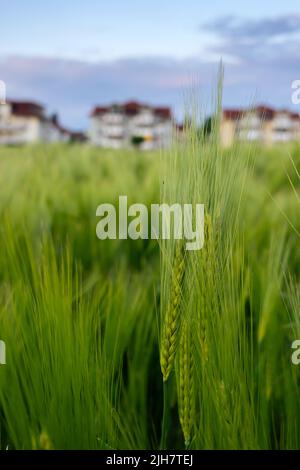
xmin=216 ymin=380 xmax=233 ymax=431
xmin=197 ymin=213 xmax=215 ymax=362
xmin=178 ymin=319 xmax=195 ymax=446
xmin=160 ymin=242 xmax=185 ymax=382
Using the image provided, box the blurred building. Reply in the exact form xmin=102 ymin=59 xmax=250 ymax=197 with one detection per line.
xmin=89 ymin=101 xmax=172 ymax=149
xmin=220 ymin=105 xmax=300 ymax=147
xmin=0 ymin=100 xmax=80 ymax=145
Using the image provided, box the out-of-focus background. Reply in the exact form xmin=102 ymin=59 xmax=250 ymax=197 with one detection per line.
xmin=1 ymin=0 xmax=300 ymax=451
xmin=1 ymin=0 xmax=300 ymax=133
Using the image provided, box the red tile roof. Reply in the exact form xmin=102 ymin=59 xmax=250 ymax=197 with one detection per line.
xmin=123 ymin=101 xmax=142 ymax=115
xmin=223 ymin=105 xmax=300 ymax=122
xmin=223 ymin=109 xmax=244 ymax=120
xmin=8 ymin=100 xmax=45 ymax=119
xmin=255 ymin=106 xmax=275 ymax=120
xmin=154 ymin=107 xmax=172 ymax=119
xmin=90 ymin=106 xmax=109 ymax=117
xmin=90 ymin=101 xmax=172 ymax=119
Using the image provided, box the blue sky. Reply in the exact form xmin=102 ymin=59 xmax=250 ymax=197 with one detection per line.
xmin=1 ymin=0 xmax=300 ymax=128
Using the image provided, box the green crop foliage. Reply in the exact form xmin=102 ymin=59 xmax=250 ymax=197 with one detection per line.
xmin=0 ymin=87 xmax=300 ymax=449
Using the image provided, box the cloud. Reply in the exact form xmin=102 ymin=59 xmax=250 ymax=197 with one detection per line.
xmin=0 ymin=55 xmax=219 ymax=128
xmin=204 ymin=14 xmax=300 ymax=42
xmin=1 ymin=14 xmax=300 ymax=129
xmin=202 ymin=14 xmax=300 ymax=66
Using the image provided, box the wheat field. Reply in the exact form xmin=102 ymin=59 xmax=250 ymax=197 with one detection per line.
xmin=0 ymin=126 xmax=299 ymax=449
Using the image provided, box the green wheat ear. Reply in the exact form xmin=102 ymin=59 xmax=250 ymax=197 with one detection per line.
xmin=32 ymin=431 xmax=54 ymax=450
xmin=178 ymin=319 xmax=195 ymax=447
xmin=160 ymin=242 xmax=185 ymax=382
xmin=198 ymin=213 xmax=214 ymax=363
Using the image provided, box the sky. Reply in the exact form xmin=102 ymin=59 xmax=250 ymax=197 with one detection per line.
xmin=1 ymin=0 xmax=300 ymax=129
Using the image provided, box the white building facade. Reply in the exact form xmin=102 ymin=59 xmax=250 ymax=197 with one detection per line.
xmin=220 ymin=106 xmax=300 ymax=147
xmin=89 ymin=101 xmax=172 ymax=149
xmin=0 ymin=101 xmax=71 ymax=145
